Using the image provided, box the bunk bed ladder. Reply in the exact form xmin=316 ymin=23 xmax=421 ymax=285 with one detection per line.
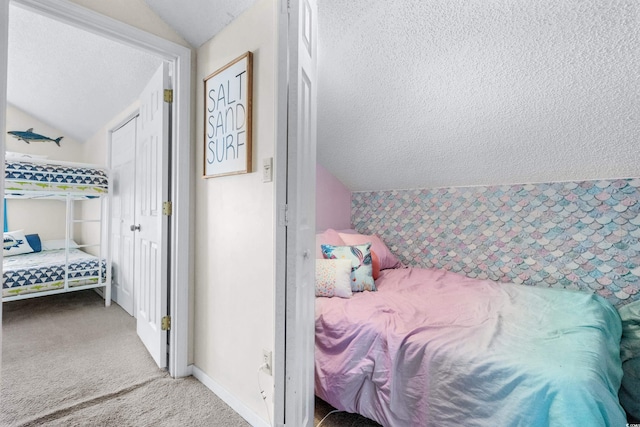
xmin=64 ymin=191 xmax=111 ymax=306
xmin=64 ymin=193 xmax=71 ymax=292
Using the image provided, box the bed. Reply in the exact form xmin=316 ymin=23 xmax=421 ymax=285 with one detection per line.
xmin=3 ymin=157 xmax=111 ymax=303
xmin=314 ymin=229 xmax=628 ymax=426
xmin=5 ymin=159 xmax=109 ymax=198
xmin=3 ymin=247 xmax=108 ymax=298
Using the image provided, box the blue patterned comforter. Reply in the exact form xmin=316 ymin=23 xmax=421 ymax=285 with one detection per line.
xmin=3 ymin=249 xmax=107 ymax=296
xmin=5 ymin=161 xmax=108 ymax=196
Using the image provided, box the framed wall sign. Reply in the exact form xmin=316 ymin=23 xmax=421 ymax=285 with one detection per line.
xmin=203 ymin=51 xmax=253 ymax=178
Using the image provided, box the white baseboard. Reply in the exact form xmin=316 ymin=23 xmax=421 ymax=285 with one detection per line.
xmin=190 ymin=364 xmax=270 ymax=427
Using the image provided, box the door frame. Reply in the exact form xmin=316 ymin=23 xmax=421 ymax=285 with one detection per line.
xmin=0 ymin=0 xmax=192 ymax=378
xmin=0 ymin=0 xmax=8 ymax=365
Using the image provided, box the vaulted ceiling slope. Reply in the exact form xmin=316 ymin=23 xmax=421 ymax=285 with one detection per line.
xmin=7 ymin=4 xmax=163 ymax=143
xmin=317 ymin=0 xmax=640 ymax=192
xmin=144 ymin=0 xmax=257 ymax=48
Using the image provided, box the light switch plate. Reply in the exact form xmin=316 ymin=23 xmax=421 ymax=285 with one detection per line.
xmin=262 ymin=157 xmax=273 ymax=182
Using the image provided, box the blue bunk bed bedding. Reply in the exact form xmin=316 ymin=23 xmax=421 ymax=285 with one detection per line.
xmin=5 ymin=160 xmax=108 ymax=197
xmin=3 ymin=248 xmax=107 ymax=297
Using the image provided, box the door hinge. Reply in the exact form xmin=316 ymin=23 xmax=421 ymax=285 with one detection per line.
xmin=281 ymin=0 xmax=290 ymax=14
xmin=161 ymin=315 xmax=171 ymax=331
xmin=162 ymin=201 xmax=173 ymax=216
xmin=279 ymin=204 xmax=289 ymax=226
xmin=164 ymin=89 xmax=173 ymax=103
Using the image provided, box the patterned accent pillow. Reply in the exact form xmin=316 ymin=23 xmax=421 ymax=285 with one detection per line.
xmin=321 ymin=243 xmax=376 ymax=292
xmin=3 ymin=229 xmax=34 ymax=257
xmin=315 ymin=259 xmax=353 ymax=298
xmin=339 ymin=231 xmax=402 ymax=270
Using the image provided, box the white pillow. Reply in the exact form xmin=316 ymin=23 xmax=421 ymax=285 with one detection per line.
xmin=315 ymin=259 xmax=353 ymax=298
xmin=41 ymin=239 xmax=79 ymax=251
xmin=5 ymin=151 xmax=49 ymax=161
xmin=3 ymin=230 xmax=34 ymax=257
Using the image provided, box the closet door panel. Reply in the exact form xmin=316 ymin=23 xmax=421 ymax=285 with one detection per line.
xmin=110 ymin=117 xmax=137 ymax=316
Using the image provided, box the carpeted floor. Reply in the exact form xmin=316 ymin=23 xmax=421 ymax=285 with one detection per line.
xmin=1 ymin=290 xmax=386 ymax=427
xmin=1 ymin=291 xmax=249 ymax=427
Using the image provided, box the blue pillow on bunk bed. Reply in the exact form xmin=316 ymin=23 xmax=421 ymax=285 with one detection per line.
xmin=25 ymin=234 xmax=42 ymax=252
xmin=3 ymin=230 xmax=34 ymax=257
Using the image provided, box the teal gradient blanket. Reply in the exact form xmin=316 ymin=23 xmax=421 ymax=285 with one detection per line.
xmin=316 ymin=268 xmax=626 ymax=426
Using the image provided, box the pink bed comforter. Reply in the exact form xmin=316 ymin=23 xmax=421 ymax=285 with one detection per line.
xmin=315 ymin=267 xmax=625 ymax=427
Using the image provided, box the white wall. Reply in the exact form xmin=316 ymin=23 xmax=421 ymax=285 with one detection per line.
xmin=5 ymin=104 xmax=84 ymax=240
xmin=194 ymin=0 xmax=276 ymax=422
xmin=6 ymin=104 xmax=84 ymax=162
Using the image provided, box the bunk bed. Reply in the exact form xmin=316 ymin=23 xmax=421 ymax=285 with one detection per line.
xmin=3 ymin=158 xmax=111 ymax=305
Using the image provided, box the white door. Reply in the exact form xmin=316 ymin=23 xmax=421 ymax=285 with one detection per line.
xmin=280 ymin=0 xmax=318 ymax=425
xmin=110 ymin=117 xmax=137 ymax=316
xmin=135 ymin=63 xmax=170 ymax=368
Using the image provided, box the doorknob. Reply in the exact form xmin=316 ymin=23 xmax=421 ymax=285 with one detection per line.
xmin=130 ymin=224 xmax=141 ymax=231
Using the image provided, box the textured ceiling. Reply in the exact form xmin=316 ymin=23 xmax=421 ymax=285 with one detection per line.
xmin=7 ymin=1 xmax=638 ymax=187
xmin=144 ymin=0 xmax=257 ymax=48
xmin=7 ymin=4 xmax=163 ymax=142
xmin=317 ymin=0 xmax=640 ymax=191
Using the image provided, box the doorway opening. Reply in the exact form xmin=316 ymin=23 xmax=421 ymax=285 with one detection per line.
xmin=1 ymin=0 xmax=191 ymax=377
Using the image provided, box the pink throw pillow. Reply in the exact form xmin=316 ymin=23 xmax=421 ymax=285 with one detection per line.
xmin=338 ymin=231 xmax=401 ymax=270
xmin=316 ymin=228 xmax=345 ymax=259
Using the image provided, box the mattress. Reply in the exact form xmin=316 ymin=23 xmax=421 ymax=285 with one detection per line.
xmin=3 ymin=248 xmax=107 ymax=297
xmin=315 ymin=267 xmax=626 ymax=427
xmin=5 ymin=160 xmax=108 ymax=197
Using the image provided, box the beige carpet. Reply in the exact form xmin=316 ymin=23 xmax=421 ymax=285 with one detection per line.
xmin=1 ymin=290 xmax=249 ymax=427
